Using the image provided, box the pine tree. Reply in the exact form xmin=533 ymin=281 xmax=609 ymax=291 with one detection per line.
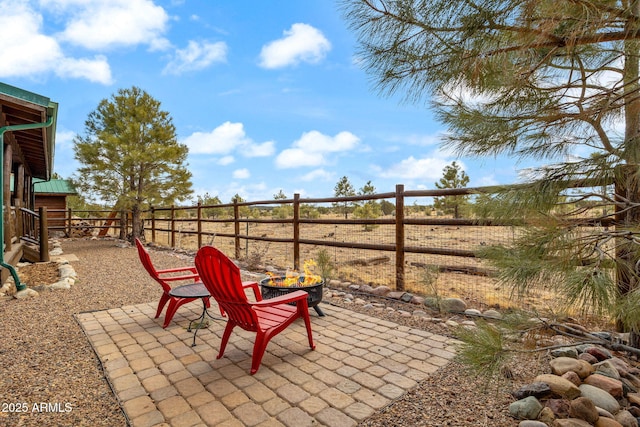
xmin=341 ymin=1 xmax=640 ymax=337
xmin=433 ymin=162 xmax=470 ymax=218
xmin=73 ymin=86 xmax=192 ymax=240
xmin=333 ymin=176 xmax=356 ymax=219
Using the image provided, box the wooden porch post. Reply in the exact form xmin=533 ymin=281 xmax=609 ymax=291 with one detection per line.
xmin=39 ymin=206 xmax=49 ymax=262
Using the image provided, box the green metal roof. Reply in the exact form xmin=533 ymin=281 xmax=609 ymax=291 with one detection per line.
xmin=0 ymin=82 xmax=58 ymax=180
xmin=33 ymin=179 xmax=76 ymax=195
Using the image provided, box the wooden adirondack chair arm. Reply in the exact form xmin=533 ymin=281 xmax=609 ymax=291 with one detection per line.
xmin=251 ymin=290 xmax=308 ymax=308
xmin=156 ymin=266 xmax=198 ymax=275
xmin=241 ymin=281 xmax=262 ymax=301
xmin=157 ymin=272 xmax=200 ymax=282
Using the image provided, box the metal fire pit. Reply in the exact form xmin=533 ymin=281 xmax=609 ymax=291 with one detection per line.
xmin=259 ymin=276 xmax=325 ymax=317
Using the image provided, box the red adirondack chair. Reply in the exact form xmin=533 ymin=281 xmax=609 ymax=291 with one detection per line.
xmin=195 ymin=246 xmax=315 ymax=374
xmin=135 ymin=238 xmax=209 ymax=328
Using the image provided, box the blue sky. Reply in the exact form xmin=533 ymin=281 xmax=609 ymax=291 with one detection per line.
xmin=1 ymin=0 xmax=524 ymax=203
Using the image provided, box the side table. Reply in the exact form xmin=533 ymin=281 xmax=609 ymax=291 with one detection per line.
xmin=169 ymin=283 xmax=222 ymax=346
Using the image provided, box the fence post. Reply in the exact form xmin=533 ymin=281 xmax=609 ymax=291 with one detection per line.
xmin=395 ymin=184 xmax=405 ymax=291
xmin=234 ymin=200 xmax=240 ymax=259
xmin=170 ymin=205 xmax=175 ymax=248
xmin=39 ymin=206 xmax=49 ymax=262
xmin=197 ymin=202 xmax=202 ymax=249
xmin=67 ymin=208 xmax=72 ymax=237
xmin=150 ymin=207 xmax=156 ymax=243
xmin=293 ymin=193 xmax=300 ymax=270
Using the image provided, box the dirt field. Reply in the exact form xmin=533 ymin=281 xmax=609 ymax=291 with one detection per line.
xmin=133 ymin=213 xmax=534 ymax=310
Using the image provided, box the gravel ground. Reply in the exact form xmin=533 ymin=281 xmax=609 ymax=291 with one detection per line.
xmin=0 ymin=238 xmax=536 ymax=426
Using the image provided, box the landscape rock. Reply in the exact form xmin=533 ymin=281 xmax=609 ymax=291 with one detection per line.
xmin=583 ymin=374 xmax=624 ymax=398
xmin=569 ymin=396 xmax=599 ymax=424
xmin=512 ymin=382 xmax=553 ymax=400
xmin=518 ymin=421 xmax=549 ymax=427
xmin=579 ymin=384 xmax=620 ymax=414
xmin=613 ymin=409 xmax=638 ymax=427
xmin=440 ymin=297 xmax=467 ymax=313
xmin=370 ymin=285 xmax=391 ymax=296
xmin=545 ymin=398 xmax=571 ymax=418
xmin=586 ymin=347 xmax=613 ymax=361
xmin=552 ymin=347 xmax=580 ymax=358
xmin=483 ymin=309 xmax=502 ymax=319
xmin=555 ymin=418 xmax=593 ymax=426
xmin=562 ymin=371 xmax=582 ymax=387
xmin=14 ymin=288 xmax=38 ymax=299
xmin=534 ymin=374 xmax=581 ymax=399
xmin=550 ymin=357 xmax=594 ymax=378
xmin=595 ymin=361 xmax=622 ymax=380
xmin=509 ymin=396 xmax=544 ymax=420
xmin=595 ymin=418 xmax=624 ymax=427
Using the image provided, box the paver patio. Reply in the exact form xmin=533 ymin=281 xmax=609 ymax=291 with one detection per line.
xmin=76 ymin=300 xmax=457 ymax=427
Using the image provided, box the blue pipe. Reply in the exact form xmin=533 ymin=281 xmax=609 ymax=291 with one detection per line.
xmin=0 ymin=116 xmax=54 ymax=291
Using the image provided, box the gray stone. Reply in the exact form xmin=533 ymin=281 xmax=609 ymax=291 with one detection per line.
xmin=423 ymin=297 xmax=440 ymax=309
xmin=464 ymin=308 xmax=481 ymax=316
xmin=614 ymin=409 xmax=639 ymax=427
xmin=578 ymin=383 xmax=620 ymax=414
xmin=440 ymin=297 xmax=467 ymax=313
xmin=509 ymin=396 xmax=543 ymax=420
xmin=551 ymin=347 xmax=579 ymax=358
xmin=512 ymin=382 xmax=552 ymax=400
xmin=595 ymin=360 xmax=622 ymax=380
xmin=400 ymin=292 xmax=413 ymax=303
xmin=483 ymin=309 xmax=502 ymax=319
xmin=518 ymin=421 xmax=549 ymax=427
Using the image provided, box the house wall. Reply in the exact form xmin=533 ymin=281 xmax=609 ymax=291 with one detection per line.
xmin=35 ymin=194 xmax=66 ymax=226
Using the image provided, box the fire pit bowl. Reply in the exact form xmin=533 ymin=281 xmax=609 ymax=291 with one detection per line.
xmin=259 ymin=276 xmax=325 ymax=317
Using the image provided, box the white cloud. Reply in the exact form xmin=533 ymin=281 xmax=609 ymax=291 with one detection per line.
xmin=299 ymin=168 xmax=333 ymax=182
xmin=47 ymin=0 xmax=170 ymax=50
xmin=259 ymin=23 xmax=331 ymax=69
xmin=182 ymin=122 xmax=275 ymax=158
xmin=275 ymin=130 xmax=359 ymax=169
xmin=233 ymin=168 xmax=251 ymax=179
xmin=379 ymin=156 xmax=453 ymax=180
xmin=163 ymin=40 xmax=227 ymax=75
xmin=0 ymin=1 xmax=113 ymax=84
xmin=243 ymin=141 xmax=275 ymax=157
xmin=57 ymin=56 xmax=112 ymax=83
xmin=217 ymin=156 xmax=235 ymax=166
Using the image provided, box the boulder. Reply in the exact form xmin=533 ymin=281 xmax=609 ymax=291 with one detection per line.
xmin=579 ymin=384 xmax=620 ymax=414
xmin=534 ymin=374 xmax=581 ymax=399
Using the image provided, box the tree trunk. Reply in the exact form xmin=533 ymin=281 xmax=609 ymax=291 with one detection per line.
xmin=131 ymin=204 xmax=143 ymax=241
xmin=119 ymin=209 xmax=126 ymax=240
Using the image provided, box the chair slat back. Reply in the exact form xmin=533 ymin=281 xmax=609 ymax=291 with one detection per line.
xmin=195 ymin=246 xmax=258 ymax=330
xmin=135 ymin=238 xmax=170 ymax=292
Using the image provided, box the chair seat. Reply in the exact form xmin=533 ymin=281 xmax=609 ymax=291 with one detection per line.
xmin=254 ymin=304 xmax=298 ymax=330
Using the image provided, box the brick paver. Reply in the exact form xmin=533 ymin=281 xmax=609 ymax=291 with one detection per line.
xmin=77 ymin=301 xmax=457 ymax=426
